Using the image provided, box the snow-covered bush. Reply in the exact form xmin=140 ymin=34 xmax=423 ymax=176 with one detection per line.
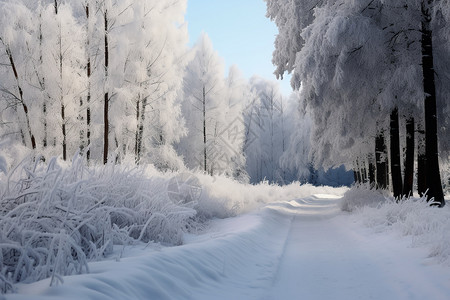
xmin=194 ymin=174 xmax=348 ymax=219
xmin=339 ymin=184 xmax=390 ymax=212
xmin=357 ymin=197 xmax=450 ymax=265
xmin=342 ymin=185 xmax=450 ymax=265
xmin=0 ymin=155 xmax=196 ymax=292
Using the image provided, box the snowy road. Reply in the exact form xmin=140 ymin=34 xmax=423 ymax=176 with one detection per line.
xmin=8 ymin=192 xmax=450 ymax=300
xmin=266 ymin=195 xmax=450 ymax=300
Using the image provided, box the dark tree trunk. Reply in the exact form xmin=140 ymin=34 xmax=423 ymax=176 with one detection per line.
xmin=103 ymin=9 xmax=109 ymax=165
xmin=60 ymin=43 xmax=66 ymax=161
xmin=355 ymin=159 xmax=364 ymax=184
xmin=353 ymin=169 xmax=359 ymax=184
xmin=402 ymin=117 xmax=415 ymax=198
xmin=361 ymin=165 xmax=367 ymax=183
xmin=38 ymin=16 xmax=48 ymax=148
xmin=61 ymin=104 xmax=67 ymax=160
xmin=135 ymin=95 xmax=146 ymax=164
xmin=368 ymin=153 xmax=376 ymax=185
xmin=85 ymin=4 xmax=91 ymax=162
xmin=43 ymin=102 xmax=47 ymax=148
xmin=79 ymin=97 xmax=84 ymax=153
xmin=417 ymin=121 xmax=427 ymax=196
xmin=135 ymin=97 xmax=141 ymax=164
xmin=421 ymin=1 xmax=445 ymax=206
xmin=390 ymin=107 xmax=403 ymax=199
xmin=54 ymin=2 xmax=66 ymax=161
xmin=5 ymin=47 xmax=36 ymax=150
xmin=375 ymin=129 xmax=388 ymax=189
xmin=354 ymin=160 xmax=362 ymax=184
xmin=203 ymin=85 xmax=207 ymax=173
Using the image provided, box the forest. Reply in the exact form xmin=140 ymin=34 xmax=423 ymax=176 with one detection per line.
xmin=0 ymin=0 xmax=323 ymax=187
xmin=266 ymin=0 xmax=450 ymax=205
xmin=0 ymin=0 xmax=449 ymax=296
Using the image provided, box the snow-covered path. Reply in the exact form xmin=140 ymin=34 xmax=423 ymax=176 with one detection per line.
xmin=7 ymin=192 xmax=450 ymax=300
xmin=266 ymin=195 xmax=450 ymax=300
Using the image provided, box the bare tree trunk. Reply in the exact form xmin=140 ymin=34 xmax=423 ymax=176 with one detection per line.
xmin=85 ymin=4 xmax=91 ymax=162
xmin=375 ymin=129 xmax=388 ymax=189
xmin=368 ymin=153 xmax=375 ymax=185
xmin=5 ymin=47 xmax=36 ymax=150
xmin=390 ymin=107 xmax=403 ymax=199
xmin=135 ymin=95 xmax=146 ymax=164
xmin=135 ymin=96 xmax=141 ymax=164
xmin=361 ymin=159 xmax=367 ymax=183
xmin=38 ymin=14 xmax=48 ymax=149
xmin=354 ymin=160 xmax=362 ymax=184
xmin=103 ymin=9 xmax=109 ymax=165
xmin=53 ymin=1 xmax=67 ymax=160
xmin=60 ymin=33 xmax=66 ymax=161
xmin=353 ymin=169 xmax=359 ymax=184
xmin=403 ymin=117 xmax=415 ymax=198
xmin=421 ymin=1 xmax=445 ymax=206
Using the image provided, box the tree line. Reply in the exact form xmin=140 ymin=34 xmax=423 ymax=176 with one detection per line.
xmin=266 ymin=0 xmax=449 ymax=206
xmin=1 ymin=0 xmax=317 ymax=184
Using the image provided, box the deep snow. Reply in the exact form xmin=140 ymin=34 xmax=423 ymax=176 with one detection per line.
xmin=5 ymin=190 xmax=450 ymax=300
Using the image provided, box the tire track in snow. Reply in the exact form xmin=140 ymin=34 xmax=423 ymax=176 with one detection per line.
xmin=264 ymin=194 xmax=450 ymax=300
xmin=266 ymin=213 xmax=295 ymax=289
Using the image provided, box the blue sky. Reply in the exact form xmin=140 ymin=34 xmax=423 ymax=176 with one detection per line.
xmin=185 ymin=0 xmax=292 ymax=96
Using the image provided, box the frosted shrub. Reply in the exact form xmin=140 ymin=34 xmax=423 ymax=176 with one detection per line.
xmin=0 ymin=156 xmax=196 ymax=292
xmin=340 ymin=184 xmax=390 ymax=212
xmin=356 ymin=196 xmax=450 ymax=265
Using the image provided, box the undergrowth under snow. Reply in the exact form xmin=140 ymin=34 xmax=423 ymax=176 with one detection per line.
xmin=341 ymin=185 xmax=450 ymax=266
xmin=0 ymin=155 xmax=348 ymax=293
xmin=2 ymin=154 xmax=449 ymax=296
xmin=0 ymin=156 xmax=197 ymax=292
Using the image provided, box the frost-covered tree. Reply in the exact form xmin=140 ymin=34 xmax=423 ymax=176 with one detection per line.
xmin=278 ymin=92 xmax=312 ymax=183
xmin=179 ymin=34 xmax=246 ymax=178
xmin=222 ymin=65 xmax=248 ymax=180
xmin=120 ymin=0 xmax=188 ymax=169
xmin=266 ymin=0 xmax=448 ymax=205
xmin=243 ymin=80 xmax=312 ymax=185
xmin=86 ymin=0 xmax=188 ymax=167
xmin=0 ymin=1 xmax=37 ymax=150
xmin=1 ymin=0 xmax=190 ymax=169
xmin=245 ymin=76 xmax=288 ymax=183
xmin=265 ymin=0 xmax=324 ymax=87
xmin=43 ymin=1 xmax=85 ymax=160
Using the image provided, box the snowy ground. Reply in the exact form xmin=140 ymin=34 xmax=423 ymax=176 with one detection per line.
xmin=5 ymin=190 xmax=450 ymax=300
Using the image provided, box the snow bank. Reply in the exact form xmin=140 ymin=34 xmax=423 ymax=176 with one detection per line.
xmin=342 ymin=185 xmax=450 ymax=265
